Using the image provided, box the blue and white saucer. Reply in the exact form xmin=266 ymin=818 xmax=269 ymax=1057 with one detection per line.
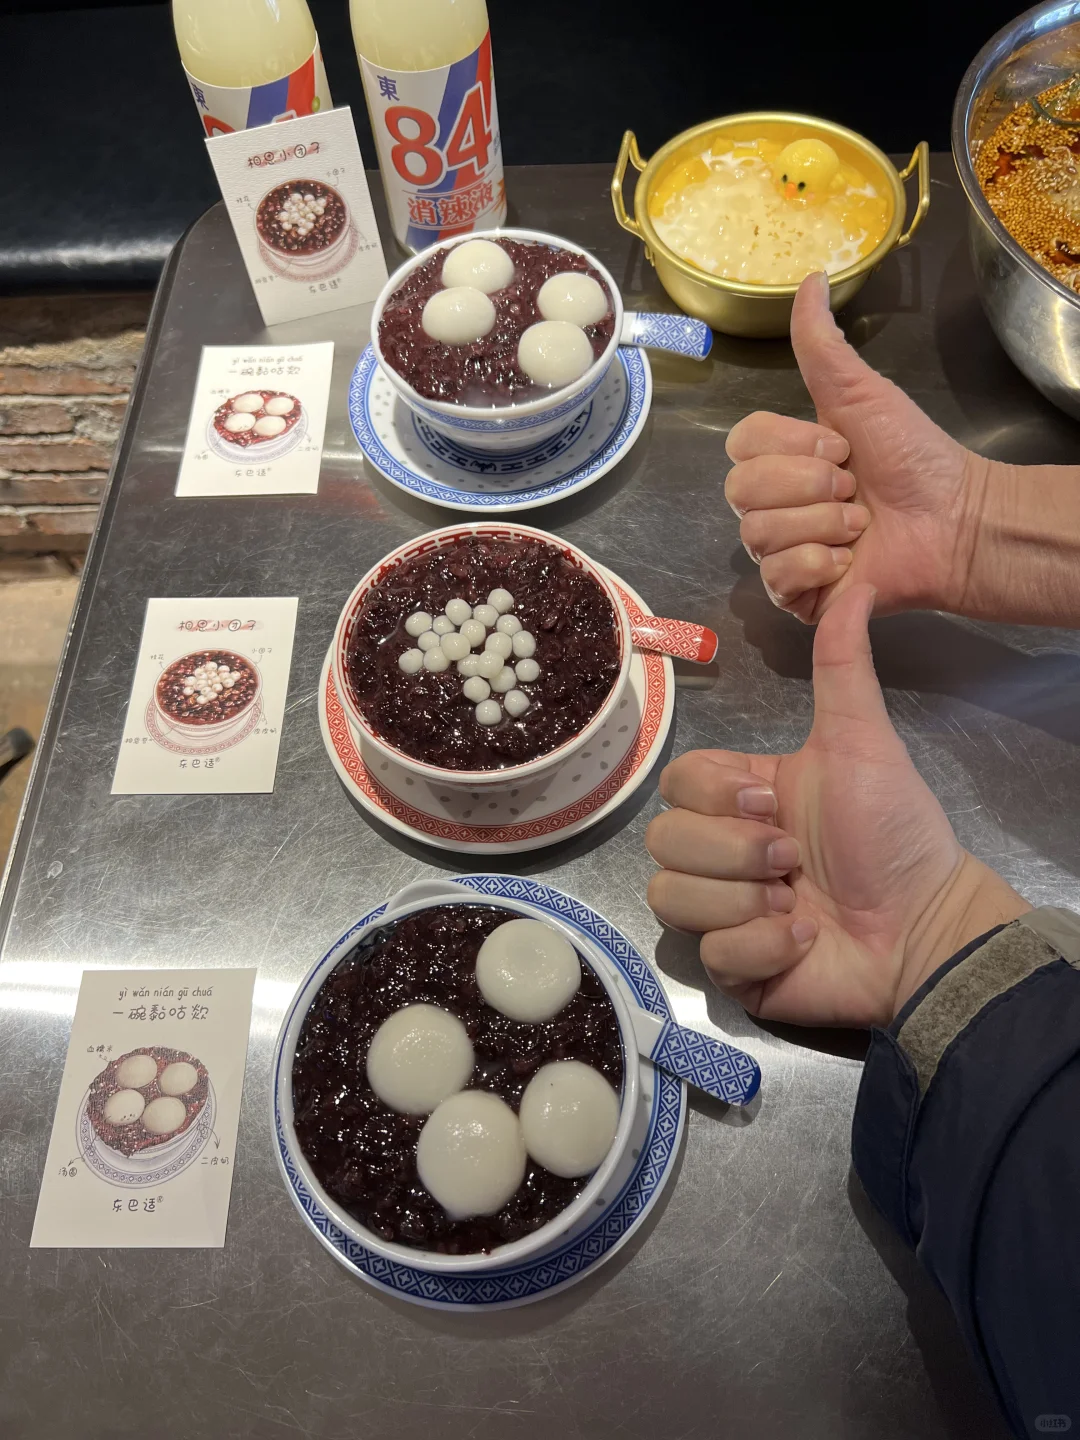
xmin=347 ymin=345 xmax=652 ymax=513
xmin=272 ymin=874 xmax=686 ymax=1310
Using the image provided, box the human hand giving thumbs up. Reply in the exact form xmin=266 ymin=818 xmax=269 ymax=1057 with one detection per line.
xmin=646 ymin=586 xmax=1028 ymax=1026
xmin=725 ymin=271 xmax=992 ymax=625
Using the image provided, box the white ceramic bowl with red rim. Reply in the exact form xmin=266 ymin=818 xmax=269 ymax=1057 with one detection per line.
xmin=371 ymin=226 xmax=624 ymax=454
xmin=331 ymin=522 xmax=634 ymax=791
xmin=152 ymin=650 xmax=262 ymax=740
xmin=273 ymin=878 xmax=640 ymax=1276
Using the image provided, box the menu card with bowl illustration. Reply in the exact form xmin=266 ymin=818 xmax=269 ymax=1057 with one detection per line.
xmin=31 ymin=968 xmax=256 ymax=1248
xmin=176 ymin=341 xmax=333 ymax=497
xmin=110 ymin=596 xmax=298 ymax=795
xmin=206 ymin=105 xmax=387 ymax=326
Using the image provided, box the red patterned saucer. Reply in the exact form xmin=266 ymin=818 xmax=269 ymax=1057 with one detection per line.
xmin=318 ymin=575 xmax=674 ymax=854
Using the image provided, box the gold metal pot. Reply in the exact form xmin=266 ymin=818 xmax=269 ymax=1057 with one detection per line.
xmin=610 ymin=112 xmax=930 ymax=339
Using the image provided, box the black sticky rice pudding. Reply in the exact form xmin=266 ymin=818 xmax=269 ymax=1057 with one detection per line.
xmin=291 ymin=903 xmax=624 ymax=1254
xmin=378 ymin=237 xmax=615 ymax=405
xmin=344 ymin=535 xmax=621 ymax=772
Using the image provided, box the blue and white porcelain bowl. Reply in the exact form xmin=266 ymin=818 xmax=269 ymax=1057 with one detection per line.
xmin=371 ymin=227 xmax=672 ymax=456
xmin=274 ymin=878 xmax=641 ymax=1277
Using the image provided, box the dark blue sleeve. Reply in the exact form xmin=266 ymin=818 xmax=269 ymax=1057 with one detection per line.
xmin=851 ymin=915 xmax=1080 ymax=1439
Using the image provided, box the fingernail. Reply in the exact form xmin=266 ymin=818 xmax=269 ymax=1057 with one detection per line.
xmin=831 ymin=468 xmax=856 ymax=499
xmin=830 ymin=547 xmax=852 ymax=566
xmin=767 ymin=882 xmax=795 ymax=913
xmin=842 ymin=504 xmax=869 ymax=533
xmin=814 ymin=433 xmax=850 ymax=464
xmin=737 ymin=785 xmax=776 ymax=818
xmin=767 ymin=837 xmax=800 ymax=872
xmin=791 ymin=917 xmax=817 ymax=945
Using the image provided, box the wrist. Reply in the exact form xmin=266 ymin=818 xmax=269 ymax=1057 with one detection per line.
xmin=931 ymin=449 xmax=1001 ymax=617
xmin=894 ymin=851 xmax=1030 ymax=1018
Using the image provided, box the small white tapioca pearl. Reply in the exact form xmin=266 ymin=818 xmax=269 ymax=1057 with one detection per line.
xmin=512 ymin=631 xmax=536 ymax=658
xmin=459 ymin=619 xmax=487 ymax=648
xmin=484 ymin=632 xmax=513 ymax=660
xmin=206 ymin=661 xmax=218 ymax=670
xmin=488 ymin=588 xmax=514 ymax=613
xmin=504 ymin=690 xmax=531 ymax=717
xmin=496 ymin=614 xmax=522 ymax=636
xmin=440 ymin=632 xmax=470 ymax=661
xmin=475 ymin=699 xmax=502 ymax=726
xmin=515 ymin=657 xmax=540 ymax=683
xmin=490 ymin=666 xmax=516 ymax=694
xmin=477 ymin=650 xmax=504 ymax=680
xmin=182 ymin=687 xmax=194 ymax=696
xmin=197 ymin=695 xmax=210 ymax=705
xmin=462 ymin=676 xmax=491 ymax=703
xmin=445 ymin=598 xmax=473 ymax=626
xmin=405 ymin=611 xmax=433 ymax=638
xmin=472 ymin=604 xmax=499 ymax=629
xmin=223 ymin=676 xmax=235 ymax=687
xmin=418 ymin=631 xmax=442 ymax=652
xmin=212 ymin=682 xmax=223 ymax=693
xmin=457 ymin=655 xmax=482 ymax=677
xmin=424 ymin=647 xmax=451 ymax=673
xmin=398 ymin=648 xmax=425 ymax=674
xmin=432 ymin=615 xmax=455 ymax=636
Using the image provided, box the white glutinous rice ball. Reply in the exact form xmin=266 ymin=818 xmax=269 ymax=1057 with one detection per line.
xmin=518 ymin=321 xmax=593 ymax=389
xmin=490 ymin=666 xmax=516 ymax=694
xmin=462 ymin=676 xmax=491 ymax=703
xmin=472 ymin=603 xmax=499 ymax=629
xmin=484 ymin=631 xmax=513 ymax=660
xmin=519 ymin=1061 xmax=619 ymax=1178
xmin=440 ymin=631 xmax=470 ymax=661
xmin=488 ymin=588 xmax=514 ymax=613
xmin=232 ymin=392 xmax=266 ymax=413
xmin=398 ymin=647 xmax=424 ymax=674
xmin=116 ymin=1053 xmax=157 ymax=1089
xmin=475 ymin=699 xmax=502 ymax=725
xmin=432 ymin=615 xmax=455 ymax=636
xmin=477 ymin=650 xmax=505 ymax=680
xmin=253 ymin=415 xmax=288 ymax=438
xmin=475 ymin=917 xmax=581 ymax=1022
xmin=417 ymin=630 xmax=442 ymax=652
xmin=459 ymin=619 xmax=487 ymax=649
xmin=366 ymin=1003 xmax=474 ymax=1115
xmin=495 ymin=614 xmax=522 ymax=636
xmin=223 ymin=412 xmax=256 ymax=434
xmin=457 ymin=654 xmax=482 ymax=677
xmin=515 ymin=657 xmax=540 ymax=683
xmin=263 ymin=395 xmax=296 ymax=416
xmin=103 ymin=1088 xmax=146 ymax=1127
xmin=424 ymin=647 xmax=450 ymax=672
xmin=504 ymin=689 xmax=530 ymax=717
xmin=421 ymin=286 xmax=496 ymax=345
xmin=405 ymin=611 xmax=433 ymax=638
xmin=441 ymin=238 xmax=515 ymax=294
xmin=445 ymin=598 xmax=472 ymax=625
xmin=537 ymin=271 xmax=610 ymax=327
xmin=142 ymin=1095 xmax=187 ymax=1136
xmin=512 ymin=631 xmax=536 ymax=659
xmin=158 ymin=1061 xmax=199 ymax=1097
xmin=417 ymin=1091 xmax=526 ymax=1218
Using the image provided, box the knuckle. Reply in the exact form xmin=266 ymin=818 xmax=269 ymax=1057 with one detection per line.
xmin=643 ymin=809 xmax=676 ymax=863
xmin=740 ymin=511 xmax=769 ymax=556
xmin=646 ymin=869 xmax=673 ymax=917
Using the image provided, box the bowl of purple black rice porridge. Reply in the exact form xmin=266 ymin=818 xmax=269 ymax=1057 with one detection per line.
xmin=153 ymin=650 xmax=261 ymax=742
xmin=371 ymin=226 xmax=624 ymax=453
xmin=272 ymin=881 xmax=640 ymax=1274
xmin=255 ymin=179 xmax=351 ymax=270
xmin=331 ymin=522 xmax=633 ymax=790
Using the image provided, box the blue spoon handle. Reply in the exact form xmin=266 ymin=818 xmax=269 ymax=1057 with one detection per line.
xmin=635 ymin=1011 xmax=761 ymax=1105
xmin=621 ymin=310 xmax=713 ymax=359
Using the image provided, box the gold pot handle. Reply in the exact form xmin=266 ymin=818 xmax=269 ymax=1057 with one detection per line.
xmin=611 ymin=130 xmax=649 ymax=239
xmin=895 ymin=141 xmax=930 ymax=248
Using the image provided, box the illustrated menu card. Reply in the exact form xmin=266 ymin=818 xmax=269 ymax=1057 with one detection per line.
xmin=176 ymin=341 xmax=333 ymax=497
xmin=31 ymin=968 xmax=256 ymax=1249
xmin=111 ymin=596 xmax=298 ymax=796
xmin=207 ymin=105 xmax=388 ymax=326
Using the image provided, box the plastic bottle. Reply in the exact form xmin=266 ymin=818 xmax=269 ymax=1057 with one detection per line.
xmin=350 ymin=0 xmax=506 ymax=251
xmin=173 ymin=0 xmax=332 ymax=139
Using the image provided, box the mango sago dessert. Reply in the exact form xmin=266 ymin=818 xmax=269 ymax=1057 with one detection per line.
xmin=649 ymin=135 xmax=890 ymax=286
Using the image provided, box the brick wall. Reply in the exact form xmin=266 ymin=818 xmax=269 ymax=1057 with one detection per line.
xmin=0 ymin=294 xmax=152 ymax=553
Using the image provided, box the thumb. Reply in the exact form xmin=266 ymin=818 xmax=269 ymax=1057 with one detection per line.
xmin=810 ymin=583 xmax=896 ymax=746
xmin=791 ymin=272 xmax=880 ymax=419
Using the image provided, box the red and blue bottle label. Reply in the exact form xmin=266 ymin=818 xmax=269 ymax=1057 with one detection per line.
xmin=184 ymin=43 xmax=332 ymax=139
xmin=360 ymin=32 xmax=506 ymax=250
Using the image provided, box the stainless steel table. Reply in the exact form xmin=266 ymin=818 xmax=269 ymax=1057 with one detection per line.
xmin=3 ymin=160 xmax=1077 ymax=1440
